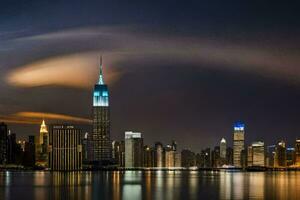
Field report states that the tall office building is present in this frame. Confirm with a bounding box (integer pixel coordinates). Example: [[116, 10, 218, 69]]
[[143, 145, 154, 167], [0, 122, 8, 165], [181, 149, 196, 167], [274, 140, 286, 167], [125, 131, 143, 168], [226, 147, 233, 165], [89, 56, 111, 166], [266, 145, 276, 167], [233, 122, 245, 167], [36, 120, 48, 167], [220, 138, 227, 159], [7, 131, 17, 164], [286, 147, 295, 166], [112, 140, 125, 167], [165, 145, 175, 168], [154, 142, 164, 167], [247, 145, 253, 166], [23, 135, 35, 167], [295, 139, 300, 166], [252, 141, 265, 167], [49, 125, 82, 171]]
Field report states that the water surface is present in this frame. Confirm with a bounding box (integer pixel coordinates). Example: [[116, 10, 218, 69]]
[[0, 170, 299, 199]]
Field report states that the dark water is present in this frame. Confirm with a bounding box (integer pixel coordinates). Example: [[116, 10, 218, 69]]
[[0, 170, 300, 200]]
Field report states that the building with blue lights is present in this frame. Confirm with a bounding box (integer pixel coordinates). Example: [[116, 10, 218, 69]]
[[233, 121, 245, 168], [89, 57, 112, 166]]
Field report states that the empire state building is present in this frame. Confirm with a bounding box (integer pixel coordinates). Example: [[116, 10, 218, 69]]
[[89, 57, 111, 166]]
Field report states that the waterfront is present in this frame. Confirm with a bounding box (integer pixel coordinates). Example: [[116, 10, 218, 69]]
[[0, 171, 300, 200]]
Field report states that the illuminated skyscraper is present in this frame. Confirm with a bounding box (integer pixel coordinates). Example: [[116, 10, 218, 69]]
[[251, 141, 265, 167], [274, 140, 286, 167], [220, 138, 227, 159], [49, 125, 82, 171], [36, 120, 48, 167], [155, 142, 164, 168], [233, 122, 245, 167], [89, 56, 111, 166], [295, 139, 300, 166], [125, 131, 143, 168]]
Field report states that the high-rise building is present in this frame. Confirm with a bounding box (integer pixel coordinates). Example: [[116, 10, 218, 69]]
[[200, 148, 211, 168], [252, 141, 265, 167], [154, 142, 164, 168], [212, 146, 221, 168], [49, 125, 82, 171], [286, 147, 295, 166], [220, 138, 227, 159], [266, 145, 276, 167], [274, 140, 286, 167], [7, 131, 17, 164], [295, 139, 300, 166], [233, 122, 245, 167], [226, 147, 233, 165], [89, 57, 111, 166], [36, 120, 48, 167], [125, 131, 143, 168], [0, 122, 8, 165], [181, 149, 196, 168], [174, 152, 181, 167], [143, 145, 154, 167], [165, 145, 175, 168], [247, 145, 253, 167], [23, 135, 35, 167]]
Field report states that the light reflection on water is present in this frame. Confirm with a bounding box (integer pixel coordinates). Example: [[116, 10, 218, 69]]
[[0, 171, 300, 200]]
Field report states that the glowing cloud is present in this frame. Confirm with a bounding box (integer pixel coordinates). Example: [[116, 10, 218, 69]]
[[14, 112, 92, 123], [7, 52, 121, 89]]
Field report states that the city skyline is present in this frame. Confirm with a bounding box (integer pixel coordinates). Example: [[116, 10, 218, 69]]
[[0, 1, 300, 153]]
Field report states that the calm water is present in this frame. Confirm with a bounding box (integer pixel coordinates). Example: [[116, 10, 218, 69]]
[[0, 170, 300, 200]]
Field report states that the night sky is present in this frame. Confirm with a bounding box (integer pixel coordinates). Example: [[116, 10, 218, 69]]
[[0, 1, 299, 152]]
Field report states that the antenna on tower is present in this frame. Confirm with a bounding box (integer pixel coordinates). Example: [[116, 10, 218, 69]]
[[98, 55, 104, 84]]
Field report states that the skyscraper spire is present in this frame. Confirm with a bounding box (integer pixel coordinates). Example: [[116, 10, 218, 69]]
[[98, 55, 104, 85]]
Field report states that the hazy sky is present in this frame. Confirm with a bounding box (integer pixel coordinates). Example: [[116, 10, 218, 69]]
[[0, 1, 299, 152]]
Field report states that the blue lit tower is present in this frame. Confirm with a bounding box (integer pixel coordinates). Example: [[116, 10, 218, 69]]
[[233, 121, 245, 167], [90, 56, 111, 166]]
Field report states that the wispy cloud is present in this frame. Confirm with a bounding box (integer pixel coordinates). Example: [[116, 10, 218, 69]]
[[4, 26, 300, 88]]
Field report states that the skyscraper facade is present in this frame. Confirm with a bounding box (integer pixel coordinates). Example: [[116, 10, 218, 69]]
[[0, 122, 8, 165], [220, 138, 227, 159], [275, 140, 287, 167], [49, 125, 82, 171], [89, 57, 111, 166], [252, 141, 265, 167], [154, 142, 164, 168], [36, 120, 48, 167], [233, 122, 245, 167], [125, 131, 143, 168]]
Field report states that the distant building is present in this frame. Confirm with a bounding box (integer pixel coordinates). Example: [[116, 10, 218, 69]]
[[82, 132, 89, 163], [36, 120, 48, 167], [143, 145, 154, 167], [247, 145, 253, 167], [112, 140, 125, 167], [286, 147, 295, 166], [125, 131, 143, 168], [220, 138, 227, 160], [274, 140, 286, 167], [252, 141, 265, 167], [23, 135, 35, 167], [266, 145, 276, 167], [165, 145, 175, 168], [181, 149, 196, 167], [201, 148, 211, 168], [49, 125, 83, 171], [154, 142, 164, 168], [226, 147, 233, 165], [89, 57, 112, 166], [0, 122, 8, 165], [233, 122, 245, 167], [212, 146, 221, 168], [7, 131, 17, 164], [295, 139, 300, 166], [174, 152, 181, 167]]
